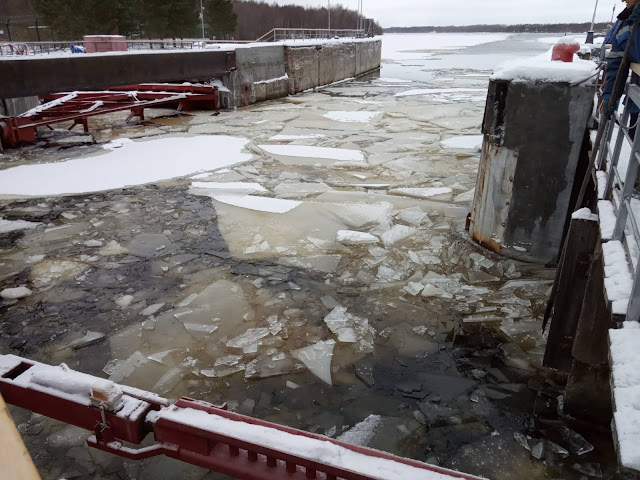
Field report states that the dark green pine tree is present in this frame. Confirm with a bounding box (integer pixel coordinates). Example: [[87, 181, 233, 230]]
[[204, 0, 237, 39], [140, 0, 198, 38]]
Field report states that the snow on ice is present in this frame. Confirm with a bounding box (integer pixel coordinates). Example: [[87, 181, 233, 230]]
[[322, 111, 381, 123], [0, 136, 252, 196]]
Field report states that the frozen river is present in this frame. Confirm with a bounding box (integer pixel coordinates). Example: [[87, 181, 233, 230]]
[[0, 33, 616, 480]]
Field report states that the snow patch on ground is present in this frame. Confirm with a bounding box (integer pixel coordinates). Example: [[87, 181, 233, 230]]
[[0, 136, 252, 196], [602, 240, 633, 315], [599, 200, 617, 240]]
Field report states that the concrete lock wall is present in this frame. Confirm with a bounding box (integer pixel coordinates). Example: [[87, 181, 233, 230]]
[[471, 79, 593, 265], [284, 40, 382, 96]]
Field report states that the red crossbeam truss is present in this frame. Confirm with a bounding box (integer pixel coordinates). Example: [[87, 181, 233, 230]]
[[0, 354, 486, 480], [0, 83, 219, 147]]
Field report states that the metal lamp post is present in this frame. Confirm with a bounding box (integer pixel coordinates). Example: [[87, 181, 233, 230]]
[[200, 0, 205, 39], [586, 0, 599, 44], [328, 0, 331, 34]]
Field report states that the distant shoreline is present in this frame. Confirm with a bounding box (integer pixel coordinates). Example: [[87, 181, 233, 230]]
[[384, 23, 611, 34]]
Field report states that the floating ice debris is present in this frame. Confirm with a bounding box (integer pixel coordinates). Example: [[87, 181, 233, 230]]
[[177, 293, 198, 307], [336, 230, 379, 245], [454, 188, 476, 203], [322, 111, 381, 123], [440, 135, 483, 150], [226, 328, 271, 349], [62, 331, 105, 350], [267, 315, 285, 335], [99, 240, 128, 256], [259, 144, 365, 162], [0, 136, 253, 196], [245, 352, 304, 379], [323, 306, 374, 352], [380, 225, 417, 246], [280, 255, 343, 274], [286, 380, 301, 389], [213, 195, 302, 214], [546, 441, 570, 457], [396, 208, 430, 226], [421, 284, 453, 299], [141, 303, 165, 316], [388, 187, 453, 200], [189, 182, 268, 196], [395, 88, 486, 97], [215, 355, 243, 367], [115, 295, 134, 308], [573, 463, 602, 477], [404, 282, 424, 296], [336, 414, 384, 446], [562, 427, 594, 456], [83, 239, 103, 247], [0, 217, 40, 234], [513, 432, 531, 451], [0, 286, 33, 300], [292, 340, 336, 385], [531, 442, 545, 460], [269, 134, 326, 141]]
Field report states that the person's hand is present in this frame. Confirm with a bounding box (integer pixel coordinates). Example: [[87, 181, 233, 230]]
[[631, 4, 640, 23], [603, 101, 618, 117]]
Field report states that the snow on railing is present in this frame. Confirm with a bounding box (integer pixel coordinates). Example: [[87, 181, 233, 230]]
[[596, 63, 640, 320], [256, 28, 366, 43]]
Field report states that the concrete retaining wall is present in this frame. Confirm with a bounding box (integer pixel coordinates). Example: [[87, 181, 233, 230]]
[[285, 40, 382, 96]]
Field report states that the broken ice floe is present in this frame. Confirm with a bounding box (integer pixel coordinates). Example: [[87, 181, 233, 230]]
[[291, 340, 336, 385], [440, 135, 483, 151], [322, 111, 381, 123], [0, 136, 253, 196], [324, 306, 375, 352], [258, 144, 365, 164]]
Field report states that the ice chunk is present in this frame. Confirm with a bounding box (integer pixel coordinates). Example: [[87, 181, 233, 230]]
[[115, 295, 134, 308], [0, 286, 33, 300], [388, 187, 453, 201], [62, 331, 105, 350], [215, 355, 243, 367], [337, 415, 384, 446], [404, 282, 424, 296], [141, 303, 165, 316], [396, 208, 431, 226], [99, 240, 128, 256], [245, 352, 304, 379], [336, 230, 379, 245], [380, 225, 417, 246], [324, 306, 371, 345], [291, 340, 336, 385], [226, 328, 271, 349], [562, 427, 594, 456]]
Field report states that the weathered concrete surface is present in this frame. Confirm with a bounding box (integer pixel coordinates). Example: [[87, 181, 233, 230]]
[[471, 79, 593, 264], [285, 40, 382, 95], [564, 241, 613, 423], [0, 50, 236, 98]]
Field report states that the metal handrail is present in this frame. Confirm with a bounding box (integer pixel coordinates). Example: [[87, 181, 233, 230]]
[[598, 65, 640, 321]]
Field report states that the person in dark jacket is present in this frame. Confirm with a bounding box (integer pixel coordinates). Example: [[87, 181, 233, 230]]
[[603, 0, 640, 137]]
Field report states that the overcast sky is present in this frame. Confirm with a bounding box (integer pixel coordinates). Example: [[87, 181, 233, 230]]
[[271, 0, 621, 28]]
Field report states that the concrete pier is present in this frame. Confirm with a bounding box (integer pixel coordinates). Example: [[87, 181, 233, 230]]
[[471, 78, 593, 265]]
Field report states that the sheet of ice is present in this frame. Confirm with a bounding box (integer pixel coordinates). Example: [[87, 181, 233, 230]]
[[336, 230, 379, 245], [0, 217, 40, 233], [150, 404, 481, 480], [441, 135, 483, 150], [269, 134, 326, 141], [0, 136, 252, 196], [380, 225, 417, 246], [609, 322, 640, 471], [602, 240, 633, 315], [259, 144, 364, 162], [395, 88, 486, 98], [382, 33, 511, 62], [213, 195, 302, 214], [491, 49, 596, 83], [291, 340, 335, 385], [599, 200, 617, 240], [389, 187, 453, 200], [376, 77, 413, 84], [189, 182, 268, 196], [322, 111, 381, 123]]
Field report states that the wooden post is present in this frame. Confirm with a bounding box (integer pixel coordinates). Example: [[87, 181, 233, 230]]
[[543, 217, 600, 371], [0, 394, 41, 480]]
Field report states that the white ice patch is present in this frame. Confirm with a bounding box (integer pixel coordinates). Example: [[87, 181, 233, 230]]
[[213, 195, 301, 214], [389, 187, 453, 200], [322, 111, 381, 123], [0, 217, 40, 233], [0, 136, 252, 196], [259, 144, 364, 163], [291, 340, 335, 385], [571, 208, 598, 222], [395, 88, 486, 98], [269, 134, 326, 141], [598, 200, 617, 240], [440, 135, 483, 150], [189, 182, 268, 196], [336, 230, 379, 245]]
